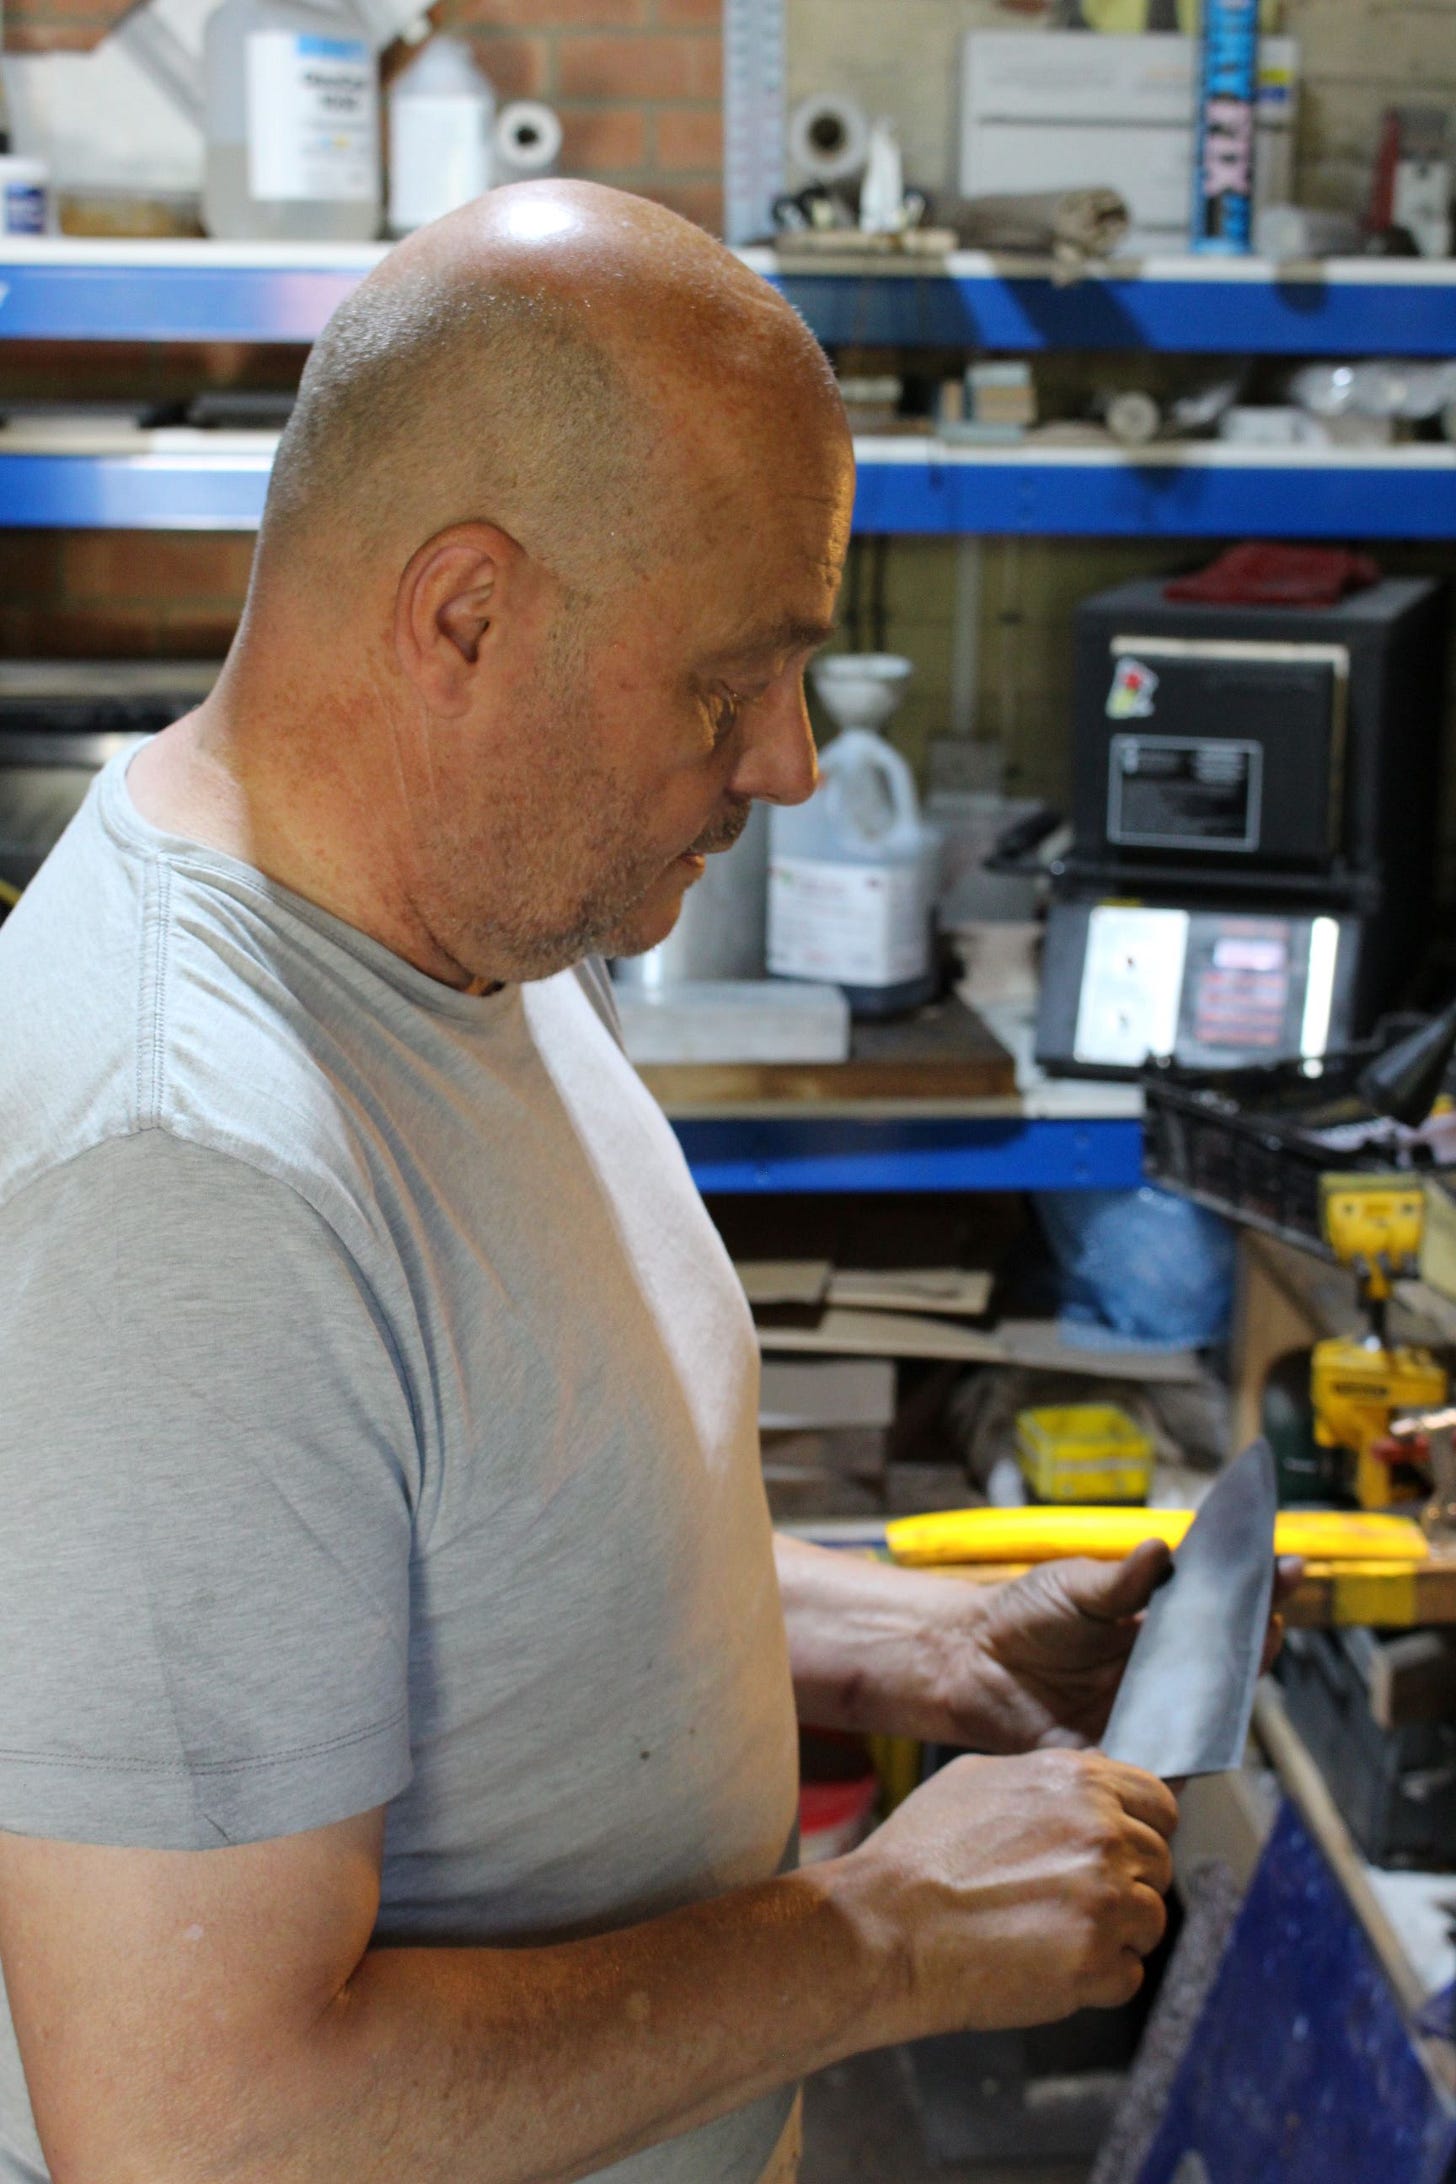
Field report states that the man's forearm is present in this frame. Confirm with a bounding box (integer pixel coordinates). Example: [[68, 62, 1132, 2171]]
[[774, 1533, 994, 1743], [221, 1860, 900, 2184]]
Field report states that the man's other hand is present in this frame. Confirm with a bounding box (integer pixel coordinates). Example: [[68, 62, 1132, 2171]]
[[839, 1748, 1179, 2036], [965, 1544, 1304, 1754]]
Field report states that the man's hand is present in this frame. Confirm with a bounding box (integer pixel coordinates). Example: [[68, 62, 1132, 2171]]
[[967, 1545, 1304, 1753], [840, 1746, 1179, 2035], [774, 1533, 1301, 1755]]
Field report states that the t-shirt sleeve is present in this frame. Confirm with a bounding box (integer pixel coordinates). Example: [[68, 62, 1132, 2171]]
[[0, 1130, 417, 1849]]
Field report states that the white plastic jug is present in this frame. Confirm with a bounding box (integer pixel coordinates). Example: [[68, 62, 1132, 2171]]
[[203, 0, 380, 242], [387, 35, 494, 236], [768, 725, 941, 1018]]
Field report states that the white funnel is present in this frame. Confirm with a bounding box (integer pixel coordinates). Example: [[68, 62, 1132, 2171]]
[[811, 652, 914, 735]]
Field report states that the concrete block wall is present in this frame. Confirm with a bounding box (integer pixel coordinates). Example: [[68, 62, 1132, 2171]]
[[1285, 0, 1456, 215], [787, 0, 1456, 218]]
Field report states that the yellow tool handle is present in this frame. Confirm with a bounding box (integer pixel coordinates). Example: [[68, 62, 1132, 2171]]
[[885, 1505, 1428, 1568]]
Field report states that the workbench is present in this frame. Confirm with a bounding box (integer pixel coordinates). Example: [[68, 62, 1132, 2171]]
[[658, 992, 1147, 1195]]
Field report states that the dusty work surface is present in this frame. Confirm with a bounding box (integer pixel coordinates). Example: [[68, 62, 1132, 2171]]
[[639, 996, 1016, 1111]]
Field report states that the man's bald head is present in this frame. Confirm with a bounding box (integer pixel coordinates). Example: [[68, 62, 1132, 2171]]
[[176, 184, 854, 996], [257, 182, 843, 602]]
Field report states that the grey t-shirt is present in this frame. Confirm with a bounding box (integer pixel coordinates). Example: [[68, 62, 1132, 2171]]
[[0, 753, 799, 2183]]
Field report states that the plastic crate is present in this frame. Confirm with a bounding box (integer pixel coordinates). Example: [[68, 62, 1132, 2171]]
[[1141, 1062, 1403, 1255], [1016, 1404, 1154, 1504]]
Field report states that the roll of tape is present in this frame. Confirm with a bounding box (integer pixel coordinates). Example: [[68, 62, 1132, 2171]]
[[493, 101, 563, 183], [787, 93, 869, 185]]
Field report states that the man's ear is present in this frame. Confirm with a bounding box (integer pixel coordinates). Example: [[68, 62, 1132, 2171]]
[[393, 522, 521, 716]]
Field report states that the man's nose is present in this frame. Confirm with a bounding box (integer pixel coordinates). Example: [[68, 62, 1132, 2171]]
[[728, 681, 818, 808]]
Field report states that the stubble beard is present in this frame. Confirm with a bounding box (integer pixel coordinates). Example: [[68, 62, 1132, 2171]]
[[433, 632, 753, 982]]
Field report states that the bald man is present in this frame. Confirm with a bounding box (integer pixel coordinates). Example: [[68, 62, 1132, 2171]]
[[0, 186, 1189, 2184]]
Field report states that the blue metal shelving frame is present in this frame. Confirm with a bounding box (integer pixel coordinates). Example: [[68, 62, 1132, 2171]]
[[854, 443, 1456, 540], [0, 448, 274, 528], [2, 437, 1452, 539], [0, 242, 1452, 355], [673, 1115, 1145, 1194], [0, 246, 379, 344], [765, 257, 1456, 356]]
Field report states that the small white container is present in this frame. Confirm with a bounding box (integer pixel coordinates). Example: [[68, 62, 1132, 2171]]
[[0, 153, 49, 235], [387, 35, 494, 235]]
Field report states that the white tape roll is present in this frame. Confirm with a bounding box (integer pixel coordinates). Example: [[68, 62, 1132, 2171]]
[[787, 93, 869, 185], [493, 101, 563, 183]]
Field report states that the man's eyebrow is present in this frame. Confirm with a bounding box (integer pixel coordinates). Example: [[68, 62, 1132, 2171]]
[[708, 617, 838, 666]]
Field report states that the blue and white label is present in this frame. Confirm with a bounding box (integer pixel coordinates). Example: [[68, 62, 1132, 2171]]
[[2, 181, 46, 236], [246, 28, 377, 204]]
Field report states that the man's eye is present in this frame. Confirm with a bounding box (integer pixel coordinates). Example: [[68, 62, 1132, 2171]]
[[710, 688, 748, 739]]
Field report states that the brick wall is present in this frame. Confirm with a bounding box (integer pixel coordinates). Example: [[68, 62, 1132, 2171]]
[[6, 0, 726, 235], [0, 533, 255, 657], [440, 0, 723, 233]]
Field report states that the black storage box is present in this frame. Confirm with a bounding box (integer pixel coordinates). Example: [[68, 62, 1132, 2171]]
[[1065, 574, 1449, 1034]]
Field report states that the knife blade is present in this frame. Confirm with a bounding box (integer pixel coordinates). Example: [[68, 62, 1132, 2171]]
[[1101, 1439, 1278, 1781]]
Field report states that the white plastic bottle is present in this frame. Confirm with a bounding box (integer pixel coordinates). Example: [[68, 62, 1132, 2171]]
[[768, 716, 941, 1019], [387, 36, 494, 236], [203, 0, 380, 243]]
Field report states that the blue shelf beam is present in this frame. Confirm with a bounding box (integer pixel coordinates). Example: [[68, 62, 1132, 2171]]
[[0, 450, 273, 528], [766, 262, 1456, 357], [673, 1115, 1145, 1194], [3, 443, 1452, 540], [0, 257, 376, 344], [0, 246, 1453, 355], [853, 450, 1456, 540]]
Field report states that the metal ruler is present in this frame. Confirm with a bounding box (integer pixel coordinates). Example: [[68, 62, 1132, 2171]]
[[723, 0, 786, 247]]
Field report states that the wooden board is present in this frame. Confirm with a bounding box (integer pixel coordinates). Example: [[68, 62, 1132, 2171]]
[[825, 1267, 995, 1317], [639, 996, 1015, 1109], [736, 1262, 994, 1315], [756, 1307, 1202, 1381], [736, 1260, 832, 1307]]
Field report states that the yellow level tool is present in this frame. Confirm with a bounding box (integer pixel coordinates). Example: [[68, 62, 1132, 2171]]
[[886, 1505, 1428, 1569]]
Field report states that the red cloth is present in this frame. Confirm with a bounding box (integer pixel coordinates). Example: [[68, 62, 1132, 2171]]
[[1165, 543, 1381, 608]]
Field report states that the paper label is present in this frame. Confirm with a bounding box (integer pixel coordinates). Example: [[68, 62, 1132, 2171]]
[[247, 30, 376, 204], [1073, 904, 1188, 1067], [1109, 734, 1262, 853], [768, 857, 927, 987]]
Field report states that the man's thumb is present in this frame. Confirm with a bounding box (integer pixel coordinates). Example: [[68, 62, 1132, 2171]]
[[1069, 1537, 1173, 1621]]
